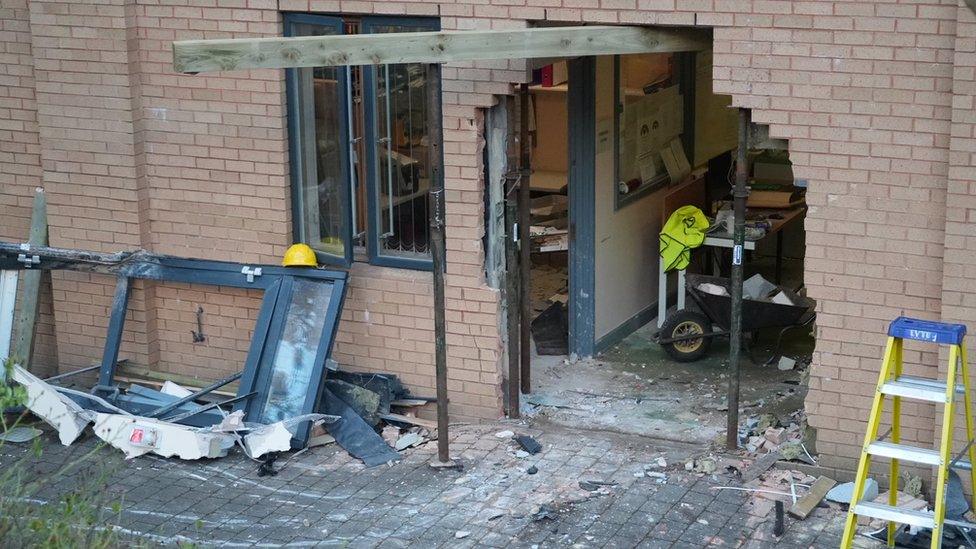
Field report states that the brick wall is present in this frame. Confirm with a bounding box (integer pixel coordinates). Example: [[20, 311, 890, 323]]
[[943, 4, 976, 463], [1, 0, 975, 470], [0, 0, 57, 375]]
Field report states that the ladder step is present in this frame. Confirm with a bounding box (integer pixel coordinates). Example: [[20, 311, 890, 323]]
[[852, 501, 935, 529], [865, 441, 973, 470], [866, 442, 942, 465], [879, 375, 964, 403]]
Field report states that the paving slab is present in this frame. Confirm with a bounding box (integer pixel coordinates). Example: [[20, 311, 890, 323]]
[[0, 419, 877, 548]]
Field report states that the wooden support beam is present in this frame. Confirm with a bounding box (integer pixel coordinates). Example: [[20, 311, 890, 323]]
[[11, 188, 47, 368], [173, 26, 711, 73]]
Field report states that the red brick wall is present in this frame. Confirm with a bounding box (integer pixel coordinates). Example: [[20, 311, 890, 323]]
[[2, 0, 975, 469], [0, 0, 57, 375], [943, 4, 976, 465]]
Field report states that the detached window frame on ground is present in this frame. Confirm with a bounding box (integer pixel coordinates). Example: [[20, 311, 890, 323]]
[[0, 251, 348, 447]]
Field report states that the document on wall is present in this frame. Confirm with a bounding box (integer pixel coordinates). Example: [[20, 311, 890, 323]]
[[660, 138, 691, 182]]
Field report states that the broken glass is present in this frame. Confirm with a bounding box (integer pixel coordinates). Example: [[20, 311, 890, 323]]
[[257, 279, 334, 423]]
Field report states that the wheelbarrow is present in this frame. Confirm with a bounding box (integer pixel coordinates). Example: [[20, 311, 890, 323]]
[[656, 274, 815, 362]]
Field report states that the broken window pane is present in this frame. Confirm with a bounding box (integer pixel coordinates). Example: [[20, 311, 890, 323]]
[[258, 279, 334, 423]]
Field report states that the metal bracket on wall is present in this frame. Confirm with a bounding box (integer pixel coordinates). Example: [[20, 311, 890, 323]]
[[191, 306, 206, 343], [241, 266, 262, 282], [17, 244, 39, 268]]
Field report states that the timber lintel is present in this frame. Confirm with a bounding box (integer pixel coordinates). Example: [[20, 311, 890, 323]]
[[172, 25, 711, 74]]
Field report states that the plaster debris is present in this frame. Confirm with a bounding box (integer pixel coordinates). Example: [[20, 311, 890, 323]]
[[11, 364, 92, 445], [93, 413, 236, 460]]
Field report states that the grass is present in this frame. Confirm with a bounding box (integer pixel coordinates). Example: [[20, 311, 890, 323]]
[[0, 357, 169, 548]]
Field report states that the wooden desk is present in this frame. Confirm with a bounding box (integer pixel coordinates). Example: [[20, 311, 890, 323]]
[[703, 206, 806, 283]]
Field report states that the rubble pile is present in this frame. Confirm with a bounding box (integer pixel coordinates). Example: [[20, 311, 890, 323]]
[[738, 409, 813, 462]]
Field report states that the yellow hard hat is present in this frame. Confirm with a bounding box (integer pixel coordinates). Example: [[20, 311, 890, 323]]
[[282, 243, 317, 267]]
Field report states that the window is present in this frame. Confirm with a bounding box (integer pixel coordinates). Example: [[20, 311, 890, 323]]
[[285, 15, 439, 269], [613, 53, 693, 209]]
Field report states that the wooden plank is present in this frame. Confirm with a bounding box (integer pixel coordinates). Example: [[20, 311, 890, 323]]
[[390, 398, 431, 407], [741, 451, 782, 483], [380, 412, 438, 430], [173, 26, 711, 73], [11, 188, 47, 367], [788, 476, 836, 520], [117, 363, 241, 396]]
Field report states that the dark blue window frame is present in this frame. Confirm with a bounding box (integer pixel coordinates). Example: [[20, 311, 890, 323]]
[[284, 13, 440, 271], [85, 256, 348, 447], [362, 16, 439, 270], [284, 14, 352, 267]]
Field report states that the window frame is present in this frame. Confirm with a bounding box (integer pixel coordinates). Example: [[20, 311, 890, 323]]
[[362, 16, 440, 270], [284, 13, 440, 271], [284, 13, 353, 268], [612, 53, 696, 211]]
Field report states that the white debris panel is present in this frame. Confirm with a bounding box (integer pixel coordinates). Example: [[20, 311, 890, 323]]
[[9, 364, 336, 462], [11, 364, 91, 445], [92, 413, 237, 460]]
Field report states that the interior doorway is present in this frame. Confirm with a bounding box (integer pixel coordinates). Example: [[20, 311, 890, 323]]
[[525, 61, 571, 358]]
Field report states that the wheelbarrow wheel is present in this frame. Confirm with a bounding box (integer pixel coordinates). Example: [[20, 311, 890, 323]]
[[660, 310, 713, 362]]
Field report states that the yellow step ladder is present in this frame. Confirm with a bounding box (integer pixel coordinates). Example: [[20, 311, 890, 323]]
[[841, 317, 976, 548]]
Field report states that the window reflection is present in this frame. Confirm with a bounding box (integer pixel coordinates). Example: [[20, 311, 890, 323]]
[[259, 279, 333, 423], [373, 25, 431, 259], [616, 53, 683, 206], [295, 23, 346, 258]]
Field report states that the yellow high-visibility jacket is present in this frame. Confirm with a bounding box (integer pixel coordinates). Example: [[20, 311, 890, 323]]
[[659, 205, 709, 272]]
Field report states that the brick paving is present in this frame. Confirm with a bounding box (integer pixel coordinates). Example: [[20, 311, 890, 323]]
[[1, 420, 865, 547]]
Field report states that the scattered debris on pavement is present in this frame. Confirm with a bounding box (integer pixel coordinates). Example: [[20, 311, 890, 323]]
[[515, 434, 542, 454], [788, 475, 836, 519]]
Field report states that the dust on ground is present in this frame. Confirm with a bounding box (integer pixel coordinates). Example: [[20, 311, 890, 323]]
[[526, 315, 814, 446]]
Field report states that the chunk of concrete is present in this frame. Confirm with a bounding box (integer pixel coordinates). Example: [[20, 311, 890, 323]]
[[394, 432, 423, 451], [244, 413, 337, 459], [771, 291, 794, 306], [827, 479, 879, 504], [744, 274, 776, 300], [244, 421, 293, 458], [776, 356, 796, 371]]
